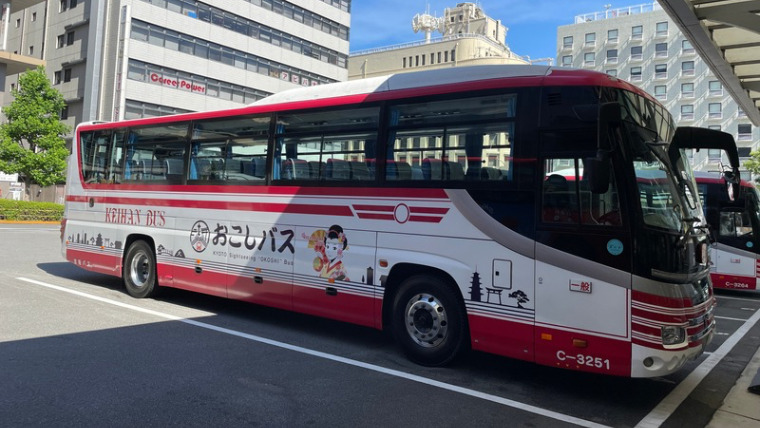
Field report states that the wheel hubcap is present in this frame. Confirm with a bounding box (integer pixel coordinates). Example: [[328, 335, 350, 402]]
[[129, 252, 150, 288], [404, 293, 448, 348]]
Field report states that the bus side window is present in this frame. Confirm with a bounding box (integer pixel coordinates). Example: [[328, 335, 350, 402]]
[[542, 159, 579, 223], [579, 158, 621, 226], [274, 108, 379, 183], [720, 211, 752, 238], [128, 123, 189, 184], [83, 132, 111, 183], [387, 94, 516, 184], [107, 131, 125, 184]]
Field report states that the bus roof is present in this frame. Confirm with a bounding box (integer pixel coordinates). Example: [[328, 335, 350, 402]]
[[77, 65, 648, 132], [249, 65, 652, 107], [251, 64, 553, 106]]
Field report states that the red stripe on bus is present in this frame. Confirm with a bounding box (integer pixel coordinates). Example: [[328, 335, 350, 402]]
[[409, 206, 449, 214], [356, 213, 395, 221], [409, 215, 444, 223], [352, 205, 395, 212], [632, 289, 695, 308]]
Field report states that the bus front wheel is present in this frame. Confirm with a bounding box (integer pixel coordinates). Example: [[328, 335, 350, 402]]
[[123, 240, 158, 298], [391, 275, 467, 366]]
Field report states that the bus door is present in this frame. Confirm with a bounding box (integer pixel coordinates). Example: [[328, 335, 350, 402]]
[[534, 156, 633, 374]]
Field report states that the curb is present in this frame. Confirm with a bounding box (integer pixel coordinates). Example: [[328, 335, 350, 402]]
[[0, 220, 60, 224], [707, 345, 760, 427]]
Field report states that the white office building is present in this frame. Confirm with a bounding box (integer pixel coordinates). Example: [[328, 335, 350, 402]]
[[557, 2, 758, 173], [1, 0, 350, 130]]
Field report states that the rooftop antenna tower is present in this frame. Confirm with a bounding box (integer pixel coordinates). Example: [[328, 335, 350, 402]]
[[412, 4, 443, 43]]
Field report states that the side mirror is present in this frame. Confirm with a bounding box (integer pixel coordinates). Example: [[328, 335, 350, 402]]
[[585, 156, 610, 194], [722, 170, 741, 202]]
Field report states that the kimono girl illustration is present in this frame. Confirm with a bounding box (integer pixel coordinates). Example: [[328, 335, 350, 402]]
[[306, 225, 350, 281]]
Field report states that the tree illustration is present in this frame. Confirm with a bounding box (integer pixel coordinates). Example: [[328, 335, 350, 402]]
[[469, 270, 483, 302], [508, 290, 529, 308]]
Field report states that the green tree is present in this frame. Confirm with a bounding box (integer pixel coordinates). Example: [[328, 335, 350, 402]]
[[0, 66, 70, 194], [744, 150, 760, 184]]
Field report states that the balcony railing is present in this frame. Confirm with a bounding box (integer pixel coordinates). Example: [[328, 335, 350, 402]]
[[574, 2, 661, 23]]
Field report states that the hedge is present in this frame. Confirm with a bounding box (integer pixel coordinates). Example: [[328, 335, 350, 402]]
[[0, 200, 64, 222]]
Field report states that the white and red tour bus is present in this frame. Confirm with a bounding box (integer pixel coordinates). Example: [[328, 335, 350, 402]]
[[62, 65, 717, 377], [695, 171, 760, 291], [665, 128, 757, 292]]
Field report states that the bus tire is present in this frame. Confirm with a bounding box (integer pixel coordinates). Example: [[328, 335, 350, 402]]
[[391, 275, 467, 366], [123, 240, 158, 298]]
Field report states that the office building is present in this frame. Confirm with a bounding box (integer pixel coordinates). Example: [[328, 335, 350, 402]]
[[1, 0, 350, 130], [557, 2, 758, 172], [348, 2, 533, 80]]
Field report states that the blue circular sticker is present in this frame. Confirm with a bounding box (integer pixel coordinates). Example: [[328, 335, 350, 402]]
[[747, 241, 754, 249], [607, 239, 624, 256]]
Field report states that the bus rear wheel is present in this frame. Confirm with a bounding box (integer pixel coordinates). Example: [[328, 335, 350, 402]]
[[123, 240, 158, 298], [391, 275, 467, 366]]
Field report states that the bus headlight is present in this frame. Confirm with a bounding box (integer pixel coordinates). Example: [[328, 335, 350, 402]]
[[662, 326, 686, 347]]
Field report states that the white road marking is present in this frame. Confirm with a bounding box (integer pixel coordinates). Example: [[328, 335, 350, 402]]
[[715, 294, 760, 303], [714, 315, 750, 322], [635, 306, 760, 428], [19, 277, 611, 428]]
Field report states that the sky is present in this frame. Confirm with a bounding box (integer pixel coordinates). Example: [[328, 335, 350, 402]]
[[349, 1, 621, 61]]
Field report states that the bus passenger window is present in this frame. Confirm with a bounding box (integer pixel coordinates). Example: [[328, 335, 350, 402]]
[[542, 158, 621, 226], [720, 211, 752, 237], [274, 107, 379, 183], [579, 158, 621, 226], [107, 131, 125, 184], [126, 123, 189, 184], [387, 94, 516, 183], [190, 116, 269, 183], [542, 172, 576, 223], [82, 131, 111, 183]]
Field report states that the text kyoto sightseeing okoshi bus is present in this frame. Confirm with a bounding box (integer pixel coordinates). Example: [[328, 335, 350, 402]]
[[62, 65, 717, 377]]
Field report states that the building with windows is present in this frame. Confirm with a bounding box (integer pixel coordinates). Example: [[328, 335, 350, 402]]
[[348, 2, 531, 80], [557, 2, 758, 173], [1, 0, 350, 132]]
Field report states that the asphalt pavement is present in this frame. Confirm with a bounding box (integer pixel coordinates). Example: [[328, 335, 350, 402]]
[[5, 222, 760, 428]]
